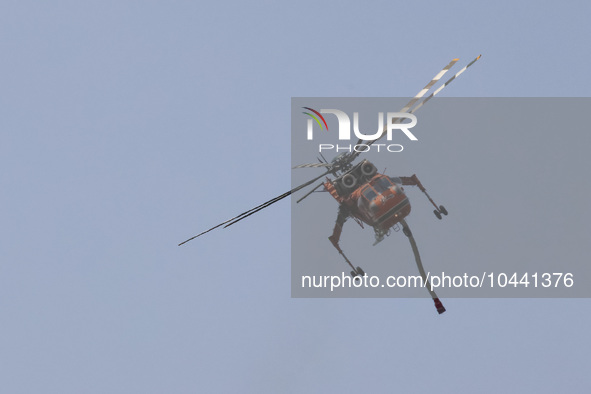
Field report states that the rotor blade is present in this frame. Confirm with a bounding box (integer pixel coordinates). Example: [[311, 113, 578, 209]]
[[408, 54, 482, 115], [178, 169, 332, 245], [354, 58, 458, 147], [296, 182, 325, 203], [381, 56, 482, 141], [222, 193, 292, 229], [400, 58, 459, 113], [292, 163, 332, 169], [222, 169, 331, 229], [352, 55, 482, 160]]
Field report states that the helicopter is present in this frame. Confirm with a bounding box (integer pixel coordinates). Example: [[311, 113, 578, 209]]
[[179, 55, 482, 314]]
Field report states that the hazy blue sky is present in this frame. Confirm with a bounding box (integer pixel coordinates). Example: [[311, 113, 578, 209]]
[[1, 1, 590, 393]]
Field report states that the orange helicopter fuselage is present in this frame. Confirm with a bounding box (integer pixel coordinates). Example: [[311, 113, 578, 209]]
[[324, 174, 411, 231]]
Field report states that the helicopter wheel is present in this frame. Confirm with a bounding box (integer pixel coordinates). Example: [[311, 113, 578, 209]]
[[403, 227, 412, 237], [439, 205, 448, 216], [356, 266, 365, 276], [350, 270, 358, 278], [434, 210, 442, 220]]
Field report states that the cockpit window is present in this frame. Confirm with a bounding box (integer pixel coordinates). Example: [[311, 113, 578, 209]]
[[379, 177, 394, 187], [362, 187, 377, 201], [389, 176, 402, 185], [372, 177, 393, 193]]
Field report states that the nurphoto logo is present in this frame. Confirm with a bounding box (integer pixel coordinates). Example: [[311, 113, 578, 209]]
[[302, 107, 418, 153]]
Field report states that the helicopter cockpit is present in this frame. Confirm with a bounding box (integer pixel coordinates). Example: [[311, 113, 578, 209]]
[[357, 175, 404, 218]]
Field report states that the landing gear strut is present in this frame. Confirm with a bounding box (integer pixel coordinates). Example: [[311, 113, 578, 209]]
[[329, 206, 366, 277], [400, 174, 449, 220]]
